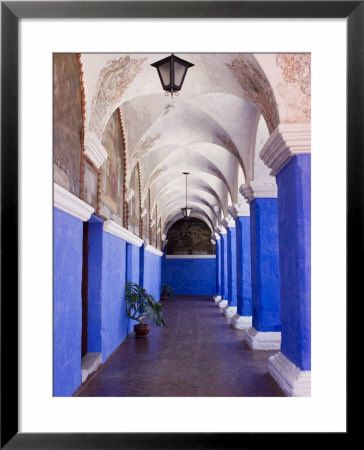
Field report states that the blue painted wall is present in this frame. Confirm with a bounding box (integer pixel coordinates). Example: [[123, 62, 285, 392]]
[[162, 257, 216, 295], [221, 233, 228, 300], [227, 226, 237, 307], [250, 198, 281, 332], [141, 246, 162, 302], [126, 243, 141, 333], [236, 215, 252, 317], [277, 155, 311, 371], [100, 231, 127, 362], [53, 208, 83, 397], [216, 239, 222, 296], [87, 215, 103, 353]]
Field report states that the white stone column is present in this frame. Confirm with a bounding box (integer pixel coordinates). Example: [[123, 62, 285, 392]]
[[229, 202, 253, 330], [220, 215, 238, 318], [260, 122, 311, 396], [240, 181, 282, 350], [215, 225, 228, 309]]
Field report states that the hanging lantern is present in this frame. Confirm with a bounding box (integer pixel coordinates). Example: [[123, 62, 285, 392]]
[[151, 54, 194, 98], [181, 172, 192, 219]]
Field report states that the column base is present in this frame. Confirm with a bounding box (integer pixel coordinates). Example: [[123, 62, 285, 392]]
[[81, 352, 102, 382], [213, 295, 222, 304], [231, 314, 252, 329], [243, 327, 281, 350], [217, 299, 228, 308], [269, 352, 311, 397], [222, 306, 237, 317]]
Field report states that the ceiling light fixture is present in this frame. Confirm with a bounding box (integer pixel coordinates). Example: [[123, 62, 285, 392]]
[[181, 172, 192, 219], [151, 54, 194, 99]]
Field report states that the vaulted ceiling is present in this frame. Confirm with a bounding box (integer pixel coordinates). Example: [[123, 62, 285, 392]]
[[80, 53, 310, 236]]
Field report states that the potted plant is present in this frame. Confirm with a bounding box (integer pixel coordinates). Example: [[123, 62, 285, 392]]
[[125, 281, 167, 337], [161, 283, 173, 300]]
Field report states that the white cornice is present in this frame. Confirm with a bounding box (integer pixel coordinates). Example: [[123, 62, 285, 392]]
[[54, 183, 94, 221], [84, 130, 108, 169], [103, 220, 143, 247], [228, 203, 250, 218], [240, 181, 277, 203], [145, 244, 163, 257], [260, 123, 311, 176]]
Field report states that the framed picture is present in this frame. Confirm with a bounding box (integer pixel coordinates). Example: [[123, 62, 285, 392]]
[[1, 1, 357, 448]]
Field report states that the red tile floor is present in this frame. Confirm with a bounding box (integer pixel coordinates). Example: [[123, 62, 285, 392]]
[[76, 296, 285, 397]]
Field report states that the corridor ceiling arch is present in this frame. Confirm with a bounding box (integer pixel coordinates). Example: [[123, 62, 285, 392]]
[[79, 52, 310, 241]]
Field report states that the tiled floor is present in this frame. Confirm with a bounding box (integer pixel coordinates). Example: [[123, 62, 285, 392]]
[[76, 296, 285, 397]]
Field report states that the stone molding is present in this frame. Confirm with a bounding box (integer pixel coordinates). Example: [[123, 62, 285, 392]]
[[243, 327, 281, 350], [211, 232, 220, 241], [259, 123, 311, 177], [84, 130, 108, 169], [217, 225, 227, 235], [240, 181, 277, 203], [228, 203, 250, 218], [231, 314, 252, 330], [222, 306, 237, 318], [213, 295, 222, 304], [268, 352, 311, 397], [103, 219, 144, 247], [221, 215, 236, 228], [145, 244, 163, 257], [54, 182, 94, 221]]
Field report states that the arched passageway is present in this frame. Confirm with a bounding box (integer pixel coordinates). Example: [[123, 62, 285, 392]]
[[53, 52, 311, 398]]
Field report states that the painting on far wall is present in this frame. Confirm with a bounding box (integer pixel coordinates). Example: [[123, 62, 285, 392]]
[[166, 218, 215, 255]]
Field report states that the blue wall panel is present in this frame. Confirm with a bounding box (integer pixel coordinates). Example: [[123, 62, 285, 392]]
[[142, 248, 162, 302], [277, 155, 311, 371], [87, 216, 103, 353], [250, 198, 281, 332], [216, 239, 222, 296], [162, 257, 216, 295], [236, 215, 252, 317], [53, 208, 83, 397], [100, 231, 127, 362], [227, 227, 237, 307], [221, 233, 228, 299]]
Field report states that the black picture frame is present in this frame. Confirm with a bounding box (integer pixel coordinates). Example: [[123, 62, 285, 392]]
[[1, 1, 357, 448]]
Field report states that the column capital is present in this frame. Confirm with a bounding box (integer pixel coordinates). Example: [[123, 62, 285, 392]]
[[228, 203, 250, 218], [84, 130, 108, 169], [259, 122, 311, 177], [215, 225, 227, 235], [211, 232, 220, 241], [221, 215, 236, 228], [239, 181, 277, 203]]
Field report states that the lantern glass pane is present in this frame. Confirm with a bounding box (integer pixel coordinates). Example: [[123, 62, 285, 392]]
[[173, 61, 187, 88], [158, 60, 171, 88]]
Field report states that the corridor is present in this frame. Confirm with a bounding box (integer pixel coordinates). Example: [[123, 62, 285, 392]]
[[76, 296, 284, 397]]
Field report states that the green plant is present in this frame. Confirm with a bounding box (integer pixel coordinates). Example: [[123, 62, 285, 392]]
[[125, 281, 167, 328], [161, 283, 173, 298]]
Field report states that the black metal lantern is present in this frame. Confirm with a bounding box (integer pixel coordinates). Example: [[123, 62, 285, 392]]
[[181, 172, 192, 219], [151, 54, 194, 98]]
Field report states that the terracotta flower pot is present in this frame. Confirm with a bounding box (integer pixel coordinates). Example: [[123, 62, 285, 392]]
[[134, 323, 151, 338]]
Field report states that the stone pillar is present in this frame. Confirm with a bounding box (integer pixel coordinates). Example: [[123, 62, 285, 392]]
[[221, 216, 237, 318], [229, 203, 252, 329], [241, 181, 281, 350], [212, 231, 222, 303], [260, 123, 311, 396], [216, 225, 228, 309]]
